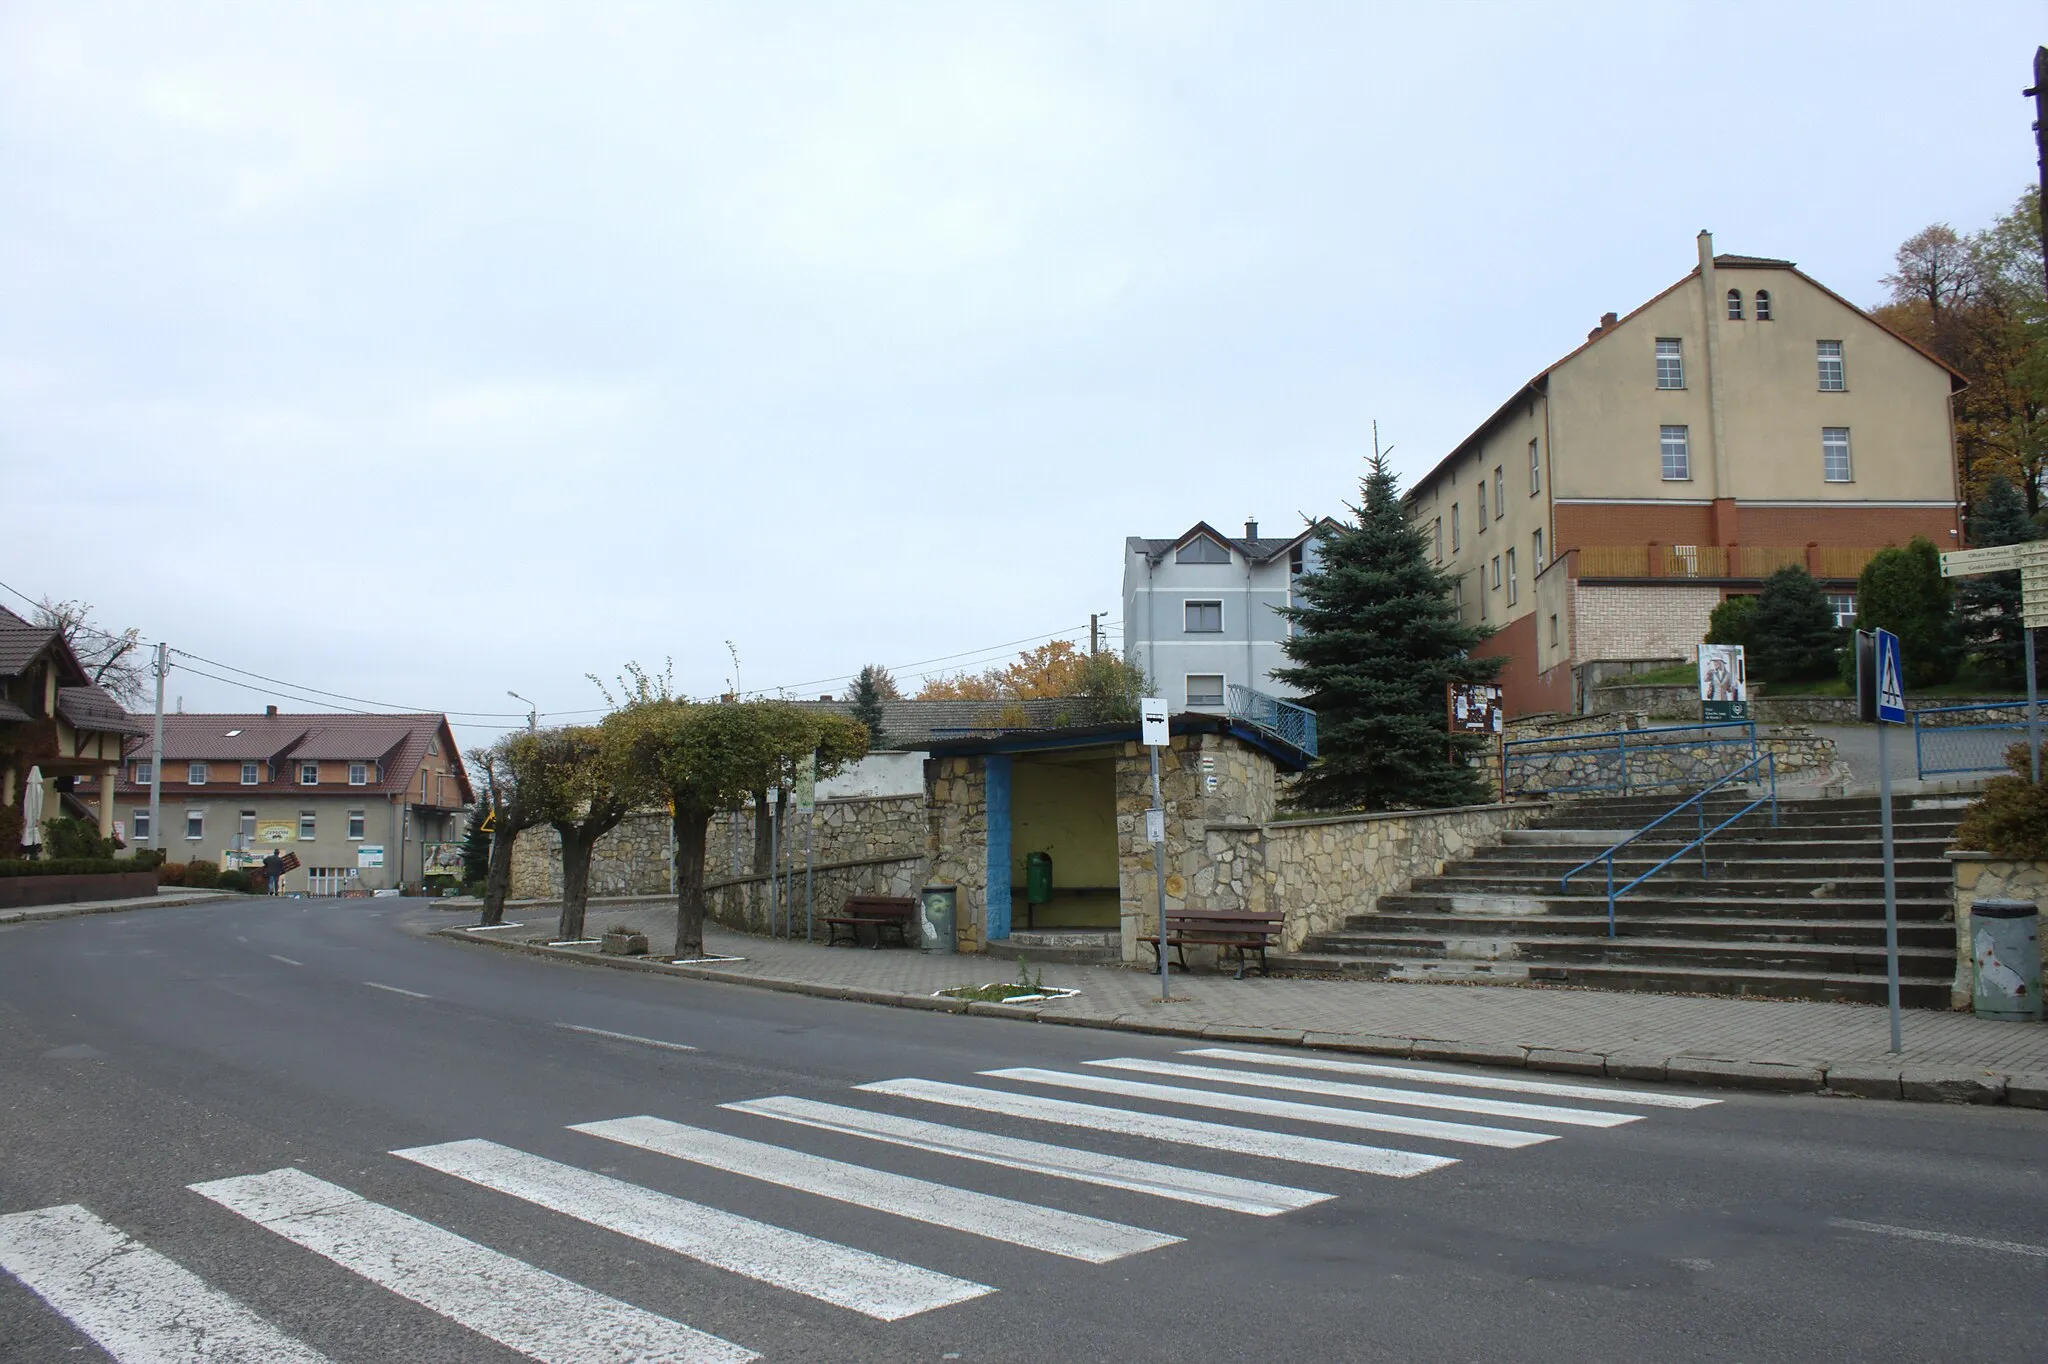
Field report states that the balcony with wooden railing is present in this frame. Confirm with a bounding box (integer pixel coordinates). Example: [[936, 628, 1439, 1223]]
[[1566, 544, 1882, 582]]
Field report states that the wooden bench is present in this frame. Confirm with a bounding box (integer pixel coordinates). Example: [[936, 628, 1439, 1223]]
[[824, 895, 919, 949], [1138, 909, 1285, 979]]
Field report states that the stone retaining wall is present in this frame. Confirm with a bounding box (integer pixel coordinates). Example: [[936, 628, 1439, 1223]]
[[704, 854, 928, 936], [1505, 724, 1846, 797], [1946, 853, 2048, 1010], [1590, 685, 2031, 727]]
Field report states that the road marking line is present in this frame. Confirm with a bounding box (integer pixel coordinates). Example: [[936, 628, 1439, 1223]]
[[1828, 1218, 2048, 1259], [0, 1203, 332, 1363], [556, 1023, 697, 1053], [1085, 1058, 1640, 1128], [859, 1078, 1464, 1174], [1183, 1047, 1721, 1109], [727, 1095, 1331, 1216], [363, 982, 429, 999], [573, 1115, 1178, 1263], [979, 1069, 1553, 1149], [188, 1167, 753, 1364], [270, 954, 304, 967], [394, 1138, 987, 1320]]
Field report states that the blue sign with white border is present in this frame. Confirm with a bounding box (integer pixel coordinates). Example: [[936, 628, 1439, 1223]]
[[1874, 628, 1906, 724]]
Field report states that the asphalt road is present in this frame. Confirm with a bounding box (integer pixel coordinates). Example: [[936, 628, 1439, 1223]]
[[1, 898, 2042, 1364]]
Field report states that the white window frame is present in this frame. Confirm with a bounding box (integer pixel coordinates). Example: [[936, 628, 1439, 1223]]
[[348, 763, 368, 786], [1451, 503, 1461, 551], [1477, 480, 1488, 529], [298, 809, 317, 842], [241, 762, 259, 785], [1493, 466, 1504, 519], [1827, 593, 1857, 629], [188, 762, 207, 785], [1433, 518, 1443, 562], [1817, 340, 1845, 392], [299, 762, 319, 786], [1174, 537, 1232, 565], [1549, 613, 1560, 646], [1823, 427, 1853, 483], [1655, 338, 1684, 389], [1528, 437, 1540, 493], [1755, 289, 1772, 321], [1726, 288, 1743, 321], [133, 761, 152, 785], [238, 809, 256, 840], [1660, 425, 1691, 482], [185, 810, 204, 841], [1183, 600, 1224, 634], [1491, 555, 1502, 590], [1506, 549, 1518, 606], [347, 808, 366, 841], [1184, 674, 1226, 709], [1532, 529, 1545, 574], [131, 808, 151, 842]]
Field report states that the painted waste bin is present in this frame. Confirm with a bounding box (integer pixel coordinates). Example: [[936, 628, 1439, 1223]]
[[1024, 851, 1053, 907], [1970, 899, 2042, 1022], [920, 883, 958, 955]]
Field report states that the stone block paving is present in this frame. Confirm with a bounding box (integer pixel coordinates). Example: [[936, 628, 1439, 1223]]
[[476, 897, 2048, 1090]]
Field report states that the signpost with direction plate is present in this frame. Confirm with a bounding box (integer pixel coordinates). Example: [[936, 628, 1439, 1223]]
[[1942, 542, 2048, 782], [1140, 698, 1172, 1001]]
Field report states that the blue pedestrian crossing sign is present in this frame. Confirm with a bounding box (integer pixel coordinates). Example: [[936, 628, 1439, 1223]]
[[1874, 628, 1906, 724]]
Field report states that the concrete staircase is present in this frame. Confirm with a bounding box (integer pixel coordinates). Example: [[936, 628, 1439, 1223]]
[[1274, 791, 1968, 1006]]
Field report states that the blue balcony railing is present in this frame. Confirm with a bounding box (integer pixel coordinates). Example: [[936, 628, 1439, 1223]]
[[1226, 684, 1318, 757]]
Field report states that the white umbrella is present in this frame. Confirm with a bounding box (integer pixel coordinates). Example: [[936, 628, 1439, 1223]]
[[21, 765, 45, 852]]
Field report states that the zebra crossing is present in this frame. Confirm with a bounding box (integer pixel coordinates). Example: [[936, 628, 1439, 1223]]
[[0, 1045, 1718, 1362]]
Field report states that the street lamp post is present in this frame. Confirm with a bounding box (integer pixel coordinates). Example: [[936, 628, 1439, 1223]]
[[506, 691, 537, 733]]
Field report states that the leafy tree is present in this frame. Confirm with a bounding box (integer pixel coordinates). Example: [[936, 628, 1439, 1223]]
[[604, 697, 867, 959], [470, 735, 551, 926], [1958, 475, 2039, 681], [1748, 565, 1841, 683], [1059, 650, 1150, 725], [1845, 537, 1958, 687], [515, 725, 633, 941], [31, 598, 148, 707], [847, 664, 896, 748], [1274, 437, 1501, 811], [1704, 595, 1759, 650]]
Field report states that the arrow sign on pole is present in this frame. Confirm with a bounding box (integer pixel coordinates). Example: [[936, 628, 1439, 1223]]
[[1940, 543, 2029, 577]]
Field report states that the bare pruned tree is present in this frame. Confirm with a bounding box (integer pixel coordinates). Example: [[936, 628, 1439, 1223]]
[[33, 598, 148, 707]]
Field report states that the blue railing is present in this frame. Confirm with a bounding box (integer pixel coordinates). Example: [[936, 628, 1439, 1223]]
[[1911, 702, 2041, 779], [1559, 752, 1779, 936], [1226, 684, 1318, 757], [1502, 721, 1757, 799]]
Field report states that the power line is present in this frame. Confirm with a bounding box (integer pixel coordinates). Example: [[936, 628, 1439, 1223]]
[[168, 647, 531, 718]]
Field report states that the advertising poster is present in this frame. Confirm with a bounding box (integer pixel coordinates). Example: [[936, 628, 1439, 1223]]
[[1699, 643, 1748, 721]]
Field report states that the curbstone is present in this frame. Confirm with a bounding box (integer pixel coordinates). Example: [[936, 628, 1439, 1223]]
[[1303, 1032, 1414, 1057], [1898, 1067, 2008, 1105], [1411, 1040, 1527, 1069], [1105, 1015, 1209, 1039], [965, 1001, 1043, 1021], [1665, 1057, 1823, 1093], [1202, 1025, 1307, 1046], [2004, 1072, 2048, 1110], [1603, 1052, 1671, 1081], [1525, 1047, 1608, 1076], [1820, 1064, 1903, 1100]]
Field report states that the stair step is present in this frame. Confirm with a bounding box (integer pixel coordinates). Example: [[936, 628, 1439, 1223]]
[[1328, 913, 1956, 947], [1266, 954, 1952, 1007]]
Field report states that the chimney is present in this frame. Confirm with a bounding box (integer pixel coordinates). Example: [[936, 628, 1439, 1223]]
[[1587, 310, 1620, 342], [266, 705, 278, 716], [1698, 229, 1714, 273], [1245, 518, 1259, 539], [819, 694, 833, 701]]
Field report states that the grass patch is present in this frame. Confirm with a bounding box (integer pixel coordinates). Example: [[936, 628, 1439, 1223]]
[[937, 982, 1071, 1003]]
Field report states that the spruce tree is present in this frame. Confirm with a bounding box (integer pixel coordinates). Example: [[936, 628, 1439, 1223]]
[[1958, 476, 2037, 683], [458, 807, 493, 893], [1275, 443, 1502, 811], [847, 664, 894, 748], [1748, 565, 1841, 683]]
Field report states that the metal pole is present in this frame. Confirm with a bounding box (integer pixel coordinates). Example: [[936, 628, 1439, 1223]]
[[1151, 745, 1169, 1001], [1879, 721, 1903, 1055], [148, 642, 166, 855], [805, 811, 815, 943], [768, 791, 780, 938], [2027, 629, 2041, 785]]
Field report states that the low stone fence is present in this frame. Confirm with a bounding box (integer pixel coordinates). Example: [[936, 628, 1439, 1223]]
[[705, 854, 928, 936], [1503, 723, 1846, 798], [1201, 802, 1550, 952], [1589, 685, 2030, 727], [1946, 852, 2048, 1010]]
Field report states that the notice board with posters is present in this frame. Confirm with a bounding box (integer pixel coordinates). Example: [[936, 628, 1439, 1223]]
[[1447, 683, 1505, 734]]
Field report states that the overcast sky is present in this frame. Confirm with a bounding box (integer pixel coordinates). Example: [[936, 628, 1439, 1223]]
[[4, 2, 2040, 749]]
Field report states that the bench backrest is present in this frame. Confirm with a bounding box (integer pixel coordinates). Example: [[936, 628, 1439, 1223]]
[[1163, 910, 1283, 937], [844, 895, 917, 915]]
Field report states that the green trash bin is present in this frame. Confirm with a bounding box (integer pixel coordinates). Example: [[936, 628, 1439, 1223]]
[[1971, 899, 2042, 1022], [920, 883, 958, 955], [1024, 851, 1053, 906]]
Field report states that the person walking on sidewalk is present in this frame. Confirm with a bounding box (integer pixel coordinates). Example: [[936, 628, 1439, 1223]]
[[261, 849, 285, 897]]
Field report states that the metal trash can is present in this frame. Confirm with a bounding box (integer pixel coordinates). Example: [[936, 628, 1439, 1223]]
[[920, 883, 958, 955], [1970, 899, 2042, 1023], [1024, 851, 1053, 906]]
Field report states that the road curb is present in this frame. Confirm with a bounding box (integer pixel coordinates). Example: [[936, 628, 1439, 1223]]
[[0, 891, 235, 926], [431, 927, 2046, 1109]]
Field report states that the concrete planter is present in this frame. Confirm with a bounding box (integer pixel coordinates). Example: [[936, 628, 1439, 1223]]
[[0, 871, 159, 910], [599, 928, 649, 957], [1946, 852, 2048, 1010]]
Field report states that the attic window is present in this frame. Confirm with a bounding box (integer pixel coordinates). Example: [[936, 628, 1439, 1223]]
[[1175, 537, 1232, 565], [1755, 289, 1772, 321], [1726, 288, 1744, 321], [224, 729, 243, 737]]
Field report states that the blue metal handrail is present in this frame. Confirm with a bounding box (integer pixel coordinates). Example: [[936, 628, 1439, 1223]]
[[1559, 752, 1779, 936], [1226, 684, 1318, 757]]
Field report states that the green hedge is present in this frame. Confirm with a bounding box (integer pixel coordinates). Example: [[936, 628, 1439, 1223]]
[[0, 858, 138, 878]]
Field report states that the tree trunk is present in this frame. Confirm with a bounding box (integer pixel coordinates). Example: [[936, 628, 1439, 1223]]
[[749, 787, 773, 927], [481, 826, 515, 926], [557, 823, 596, 941], [673, 807, 711, 960]]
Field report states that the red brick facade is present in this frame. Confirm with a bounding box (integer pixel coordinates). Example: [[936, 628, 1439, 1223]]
[[1473, 614, 1573, 718]]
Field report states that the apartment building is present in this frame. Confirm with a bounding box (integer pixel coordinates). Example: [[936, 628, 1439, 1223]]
[[1122, 520, 1324, 711], [106, 709, 473, 893], [1405, 231, 1964, 715]]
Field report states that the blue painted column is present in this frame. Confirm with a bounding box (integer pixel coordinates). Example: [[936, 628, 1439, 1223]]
[[985, 755, 1012, 941]]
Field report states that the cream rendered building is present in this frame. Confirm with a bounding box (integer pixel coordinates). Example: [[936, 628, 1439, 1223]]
[[1405, 231, 1963, 715]]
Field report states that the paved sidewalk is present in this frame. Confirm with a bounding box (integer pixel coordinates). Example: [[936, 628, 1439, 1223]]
[[438, 897, 2048, 1106], [0, 888, 232, 925]]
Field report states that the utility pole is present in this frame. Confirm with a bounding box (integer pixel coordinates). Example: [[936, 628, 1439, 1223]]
[[2027, 47, 2048, 293], [1089, 614, 1100, 655], [148, 642, 166, 855]]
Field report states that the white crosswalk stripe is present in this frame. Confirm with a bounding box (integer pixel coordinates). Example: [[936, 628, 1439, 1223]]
[[0, 1203, 331, 1363], [189, 1167, 755, 1364], [393, 1137, 991, 1321], [726, 1095, 1333, 1216], [1181, 1048, 1724, 1109], [978, 1068, 1556, 1148], [1080, 1058, 1643, 1128], [573, 1115, 1178, 1263], [858, 1077, 1464, 1173]]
